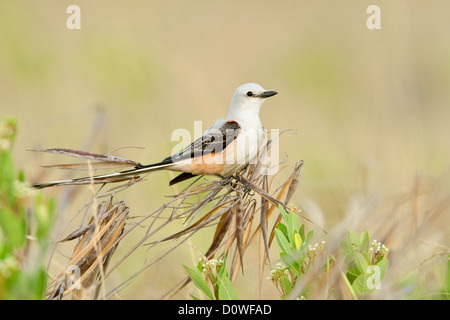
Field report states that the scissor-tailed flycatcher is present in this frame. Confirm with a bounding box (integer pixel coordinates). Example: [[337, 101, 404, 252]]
[[33, 83, 277, 189]]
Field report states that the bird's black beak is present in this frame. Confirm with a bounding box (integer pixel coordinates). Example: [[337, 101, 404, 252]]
[[259, 90, 278, 98]]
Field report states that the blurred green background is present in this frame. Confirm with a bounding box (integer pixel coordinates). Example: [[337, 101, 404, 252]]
[[1, 1, 449, 299]]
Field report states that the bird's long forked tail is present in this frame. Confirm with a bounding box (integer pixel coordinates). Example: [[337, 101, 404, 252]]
[[30, 148, 175, 189], [32, 162, 174, 189]]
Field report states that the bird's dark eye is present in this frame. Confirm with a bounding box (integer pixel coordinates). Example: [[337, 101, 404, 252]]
[[247, 91, 253, 97]]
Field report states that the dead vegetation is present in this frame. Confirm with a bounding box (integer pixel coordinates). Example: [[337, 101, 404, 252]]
[[43, 136, 307, 299]]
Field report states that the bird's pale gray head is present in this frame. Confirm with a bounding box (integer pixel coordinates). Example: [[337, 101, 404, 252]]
[[230, 83, 277, 109], [235, 83, 277, 100], [226, 83, 278, 122]]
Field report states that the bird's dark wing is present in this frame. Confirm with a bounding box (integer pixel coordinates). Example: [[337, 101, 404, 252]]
[[131, 120, 241, 186], [162, 120, 241, 164]]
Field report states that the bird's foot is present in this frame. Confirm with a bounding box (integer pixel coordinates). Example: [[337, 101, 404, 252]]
[[230, 175, 253, 194]]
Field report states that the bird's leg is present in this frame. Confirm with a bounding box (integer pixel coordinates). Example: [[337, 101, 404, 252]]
[[242, 181, 253, 194]]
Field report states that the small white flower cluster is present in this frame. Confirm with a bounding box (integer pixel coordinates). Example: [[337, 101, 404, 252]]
[[369, 240, 389, 256], [307, 241, 326, 254], [267, 263, 289, 281], [200, 257, 223, 275], [306, 241, 326, 260]]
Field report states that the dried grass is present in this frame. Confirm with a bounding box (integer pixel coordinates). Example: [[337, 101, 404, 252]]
[[44, 135, 307, 299]]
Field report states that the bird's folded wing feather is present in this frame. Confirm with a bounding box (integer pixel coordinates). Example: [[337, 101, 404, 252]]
[[163, 120, 241, 163]]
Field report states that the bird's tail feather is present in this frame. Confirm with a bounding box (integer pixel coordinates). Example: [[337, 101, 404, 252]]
[[32, 161, 174, 189]]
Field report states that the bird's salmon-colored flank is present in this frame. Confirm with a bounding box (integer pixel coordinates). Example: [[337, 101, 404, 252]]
[[178, 139, 237, 176]]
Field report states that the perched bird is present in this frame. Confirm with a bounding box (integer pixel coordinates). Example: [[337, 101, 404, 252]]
[[32, 83, 277, 189]]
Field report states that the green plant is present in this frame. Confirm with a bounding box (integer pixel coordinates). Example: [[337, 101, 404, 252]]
[[341, 230, 389, 298], [269, 205, 326, 299], [184, 256, 237, 300], [0, 118, 55, 299], [270, 205, 390, 300]]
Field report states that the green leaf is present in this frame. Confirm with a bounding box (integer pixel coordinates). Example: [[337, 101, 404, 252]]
[[279, 205, 289, 223], [341, 272, 358, 300], [196, 258, 204, 272], [289, 210, 299, 236], [217, 274, 237, 300], [375, 257, 389, 280], [354, 252, 370, 275], [294, 232, 302, 250], [351, 274, 369, 296], [275, 228, 291, 253], [346, 271, 357, 284], [286, 216, 295, 245], [280, 252, 294, 272], [346, 261, 360, 278], [305, 229, 315, 246], [347, 230, 360, 249], [280, 251, 302, 275], [360, 231, 370, 252], [217, 260, 226, 279], [279, 205, 298, 246], [277, 222, 288, 241], [183, 265, 214, 300], [299, 224, 305, 244], [280, 275, 293, 297], [189, 293, 200, 300]]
